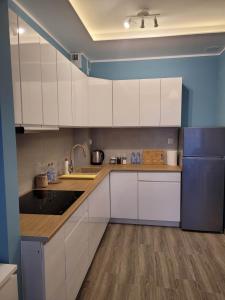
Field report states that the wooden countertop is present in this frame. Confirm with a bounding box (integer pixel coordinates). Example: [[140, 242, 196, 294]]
[[20, 164, 182, 241]]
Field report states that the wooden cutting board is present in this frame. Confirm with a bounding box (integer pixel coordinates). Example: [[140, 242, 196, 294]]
[[142, 149, 166, 165]]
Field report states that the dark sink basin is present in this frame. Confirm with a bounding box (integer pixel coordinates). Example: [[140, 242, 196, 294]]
[[19, 190, 84, 215]]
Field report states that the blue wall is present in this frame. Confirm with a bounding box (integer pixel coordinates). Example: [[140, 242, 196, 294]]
[[0, 0, 20, 264], [90, 56, 219, 127], [217, 51, 225, 125]]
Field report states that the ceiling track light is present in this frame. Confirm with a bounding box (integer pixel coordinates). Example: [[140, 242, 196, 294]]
[[123, 9, 160, 29]]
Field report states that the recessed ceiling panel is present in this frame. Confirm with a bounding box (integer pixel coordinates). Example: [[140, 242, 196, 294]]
[[69, 0, 225, 41]]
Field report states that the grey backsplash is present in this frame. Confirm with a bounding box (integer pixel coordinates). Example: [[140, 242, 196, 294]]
[[16, 129, 76, 196], [90, 128, 179, 163], [16, 127, 178, 195]]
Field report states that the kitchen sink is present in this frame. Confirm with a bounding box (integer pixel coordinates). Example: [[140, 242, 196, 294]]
[[59, 166, 102, 180], [75, 167, 102, 174]]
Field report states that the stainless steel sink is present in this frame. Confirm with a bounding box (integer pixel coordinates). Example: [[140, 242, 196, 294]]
[[74, 166, 102, 174]]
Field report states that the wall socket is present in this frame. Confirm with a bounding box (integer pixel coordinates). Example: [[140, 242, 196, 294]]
[[167, 138, 174, 145]]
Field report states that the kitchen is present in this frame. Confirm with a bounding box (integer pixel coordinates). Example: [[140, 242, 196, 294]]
[[0, 0, 225, 300]]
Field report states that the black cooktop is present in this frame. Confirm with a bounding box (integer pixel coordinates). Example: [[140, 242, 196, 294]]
[[19, 190, 84, 215]]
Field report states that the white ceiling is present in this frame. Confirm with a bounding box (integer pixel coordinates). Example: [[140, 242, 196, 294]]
[[14, 0, 225, 61], [68, 0, 225, 41]]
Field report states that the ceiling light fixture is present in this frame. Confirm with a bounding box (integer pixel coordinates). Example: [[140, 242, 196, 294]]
[[123, 9, 160, 30]]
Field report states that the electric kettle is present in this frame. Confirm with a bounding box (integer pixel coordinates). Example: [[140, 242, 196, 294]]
[[91, 150, 104, 165]]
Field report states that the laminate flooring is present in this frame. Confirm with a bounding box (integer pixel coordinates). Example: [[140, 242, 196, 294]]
[[77, 224, 225, 300]]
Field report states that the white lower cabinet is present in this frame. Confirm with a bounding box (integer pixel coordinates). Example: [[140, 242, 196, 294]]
[[21, 175, 110, 300], [88, 175, 110, 262], [64, 202, 89, 300], [110, 172, 138, 220], [44, 227, 66, 300], [110, 171, 181, 225], [138, 172, 181, 223]]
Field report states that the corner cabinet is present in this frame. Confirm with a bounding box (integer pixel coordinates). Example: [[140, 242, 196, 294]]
[[88, 77, 113, 127], [21, 174, 110, 300]]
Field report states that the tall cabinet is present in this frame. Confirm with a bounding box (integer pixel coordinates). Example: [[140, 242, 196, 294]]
[[9, 10, 22, 125], [71, 64, 88, 126], [18, 17, 43, 125], [57, 51, 72, 126], [40, 38, 58, 126]]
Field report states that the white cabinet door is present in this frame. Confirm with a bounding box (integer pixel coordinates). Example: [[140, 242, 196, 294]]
[[0, 274, 18, 300], [57, 51, 72, 126], [65, 207, 89, 300], [140, 79, 160, 126], [88, 175, 110, 262], [71, 64, 88, 126], [88, 77, 112, 127], [110, 172, 138, 219], [44, 227, 66, 300], [9, 10, 22, 125], [160, 77, 182, 127], [40, 38, 58, 126], [138, 181, 180, 222], [19, 17, 43, 125], [113, 80, 139, 126]]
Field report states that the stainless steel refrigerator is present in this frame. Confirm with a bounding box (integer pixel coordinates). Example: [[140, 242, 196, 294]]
[[181, 128, 225, 233]]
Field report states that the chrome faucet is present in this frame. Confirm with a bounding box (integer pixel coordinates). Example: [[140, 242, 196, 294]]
[[69, 144, 87, 173]]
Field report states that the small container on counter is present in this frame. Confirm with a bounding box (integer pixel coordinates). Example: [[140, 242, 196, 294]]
[[35, 174, 48, 188], [109, 157, 117, 164], [116, 156, 121, 164], [121, 156, 127, 165]]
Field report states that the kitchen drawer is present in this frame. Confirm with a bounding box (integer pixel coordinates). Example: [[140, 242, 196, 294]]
[[138, 172, 181, 182], [44, 227, 66, 300], [66, 248, 89, 300], [65, 212, 89, 279], [64, 201, 88, 238]]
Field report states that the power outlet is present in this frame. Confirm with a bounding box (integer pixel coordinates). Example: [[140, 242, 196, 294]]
[[167, 138, 174, 145]]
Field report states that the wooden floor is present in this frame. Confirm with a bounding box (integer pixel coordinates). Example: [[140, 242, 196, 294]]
[[77, 224, 225, 300]]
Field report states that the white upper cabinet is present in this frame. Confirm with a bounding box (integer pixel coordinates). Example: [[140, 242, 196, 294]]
[[88, 77, 112, 127], [71, 64, 88, 126], [9, 10, 22, 125], [140, 79, 161, 126], [18, 17, 43, 125], [40, 38, 58, 126], [160, 77, 182, 127], [57, 51, 72, 126], [113, 80, 140, 127]]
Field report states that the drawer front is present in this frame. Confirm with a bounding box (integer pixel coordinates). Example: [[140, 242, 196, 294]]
[[138, 172, 181, 182], [138, 181, 180, 222], [65, 212, 89, 281], [64, 200, 88, 238], [66, 248, 89, 300], [44, 227, 66, 300], [0, 274, 18, 300]]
